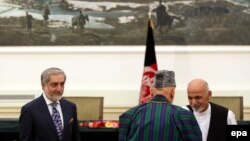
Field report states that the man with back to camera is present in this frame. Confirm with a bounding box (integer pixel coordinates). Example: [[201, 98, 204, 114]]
[[185, 78, 237, 141], [19, 67, 80, 141], [119, 70, 202, 141]]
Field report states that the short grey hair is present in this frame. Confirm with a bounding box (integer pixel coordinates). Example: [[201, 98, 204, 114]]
[[41, 67, 66, 86]]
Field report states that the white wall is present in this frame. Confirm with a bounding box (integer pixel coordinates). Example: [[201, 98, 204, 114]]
[[0, 46, 250, 109]]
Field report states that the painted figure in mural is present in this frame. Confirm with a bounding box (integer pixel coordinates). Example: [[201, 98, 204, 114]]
[[43, 4, 50, 25], [72, 10, 89, 34], [152, 0, 179, 34], [26, 11, 33, 34]]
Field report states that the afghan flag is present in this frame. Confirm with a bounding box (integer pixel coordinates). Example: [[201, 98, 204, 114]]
[[139, 20, 158, 104]]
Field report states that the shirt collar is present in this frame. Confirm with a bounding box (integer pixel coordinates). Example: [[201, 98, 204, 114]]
[[150, 94, 170, 103], [194, 103, 211, 116], [42, 93, 60, 106]]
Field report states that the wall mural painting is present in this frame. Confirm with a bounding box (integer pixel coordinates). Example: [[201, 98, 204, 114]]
[[0, 0, 250, 46]]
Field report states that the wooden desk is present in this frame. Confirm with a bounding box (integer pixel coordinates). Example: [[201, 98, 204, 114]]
[[0, 119, 118, 141], [2, 119, 249, 141]]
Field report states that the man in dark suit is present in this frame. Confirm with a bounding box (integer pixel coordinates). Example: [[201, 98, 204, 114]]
[[19, 67, 80, 141]]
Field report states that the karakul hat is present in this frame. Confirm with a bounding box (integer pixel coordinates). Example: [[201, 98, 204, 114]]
[[153, 70, 176, 88]]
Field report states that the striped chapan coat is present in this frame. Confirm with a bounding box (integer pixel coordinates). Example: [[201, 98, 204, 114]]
[[119, 94, 202, 141]]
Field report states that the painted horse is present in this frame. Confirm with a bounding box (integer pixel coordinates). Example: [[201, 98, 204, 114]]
[[72, 13, 89, 34], [152, 3, 180, 34]]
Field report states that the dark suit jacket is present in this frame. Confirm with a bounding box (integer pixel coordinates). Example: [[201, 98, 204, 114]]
[[19, 95, 80, 141]]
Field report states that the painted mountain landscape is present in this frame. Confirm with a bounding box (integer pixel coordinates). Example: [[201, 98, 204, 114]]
[[0, 0, 250, 45]]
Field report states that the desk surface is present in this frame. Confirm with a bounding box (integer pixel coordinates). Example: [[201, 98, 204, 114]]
[[1, 119, 250, 141], [0, 119, 119, 141], [1, 119, 250, 131], [0, 119, 119, 132]]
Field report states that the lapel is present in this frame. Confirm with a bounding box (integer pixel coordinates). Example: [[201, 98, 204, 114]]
[[37, 95, 60, 140], [60, 99, 71, 133]]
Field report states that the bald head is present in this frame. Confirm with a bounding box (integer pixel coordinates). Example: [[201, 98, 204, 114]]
[[187, 79, 212, 113], [187, 79, 209, 93]]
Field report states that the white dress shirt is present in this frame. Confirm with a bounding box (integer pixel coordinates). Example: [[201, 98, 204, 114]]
[[183, 104, 237, 141], [43, 93, 64, 128]]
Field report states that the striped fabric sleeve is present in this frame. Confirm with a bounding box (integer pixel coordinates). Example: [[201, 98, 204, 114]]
[[175, 108, 202, 141], [119, 106, 138, 141]]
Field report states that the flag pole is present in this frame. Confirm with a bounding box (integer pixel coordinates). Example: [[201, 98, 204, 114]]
[[148, 3, 154, 30], [138, 2, 158, 104], [148, 5, 152, 20]]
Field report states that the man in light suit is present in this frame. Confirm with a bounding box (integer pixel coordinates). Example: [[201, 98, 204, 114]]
[[19, 67, 80, 141]]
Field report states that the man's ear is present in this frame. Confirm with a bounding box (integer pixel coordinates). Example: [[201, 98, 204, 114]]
[[208, 90, 212, 101], [41, 83, 45, 90], [170, 88, 175, 99], [208, 90, 212, 97]]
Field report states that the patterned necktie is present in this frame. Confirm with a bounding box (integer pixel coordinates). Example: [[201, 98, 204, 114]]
[[51, 102, 63, 140]]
